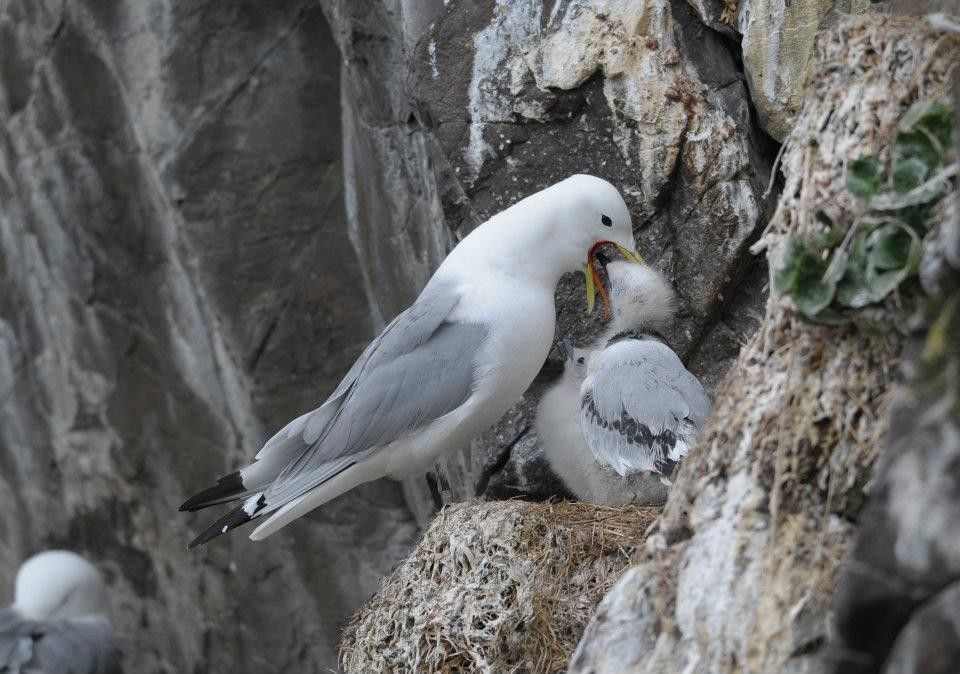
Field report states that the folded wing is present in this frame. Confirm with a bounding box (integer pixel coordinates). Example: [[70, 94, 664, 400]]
[[183, 280, 488, 544], [579, 338, 710, 479], [0, 610, 121, 674]]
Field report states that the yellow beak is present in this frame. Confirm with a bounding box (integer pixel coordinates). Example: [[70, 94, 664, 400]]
[[614, 243, 644, 264], [584, 243, 645, 315], [584, 263, 596, 314]]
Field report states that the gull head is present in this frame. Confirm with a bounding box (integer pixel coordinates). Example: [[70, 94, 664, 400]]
[[605, 260, 677, 334], [559, 338, 591, 382], [12, 550, 109, 620], [440, 174, 641, 315], [537, 175, 642, 316]]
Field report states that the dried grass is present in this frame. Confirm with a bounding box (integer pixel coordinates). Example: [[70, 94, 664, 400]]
[[339, 500, 658, 674]]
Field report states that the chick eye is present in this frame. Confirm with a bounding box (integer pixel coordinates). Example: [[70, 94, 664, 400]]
[[576, 357, 585, 365], [600, 214, 613, 227]]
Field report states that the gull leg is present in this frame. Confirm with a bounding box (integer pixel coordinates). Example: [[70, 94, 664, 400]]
[[434, 460, 454, 505]]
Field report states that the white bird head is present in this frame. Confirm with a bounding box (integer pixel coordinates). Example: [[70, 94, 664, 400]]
[[605, 260, 677, 334], [558, 338, 591, 382], [443, 174, 641, 314], [11, 550, 109, 620]]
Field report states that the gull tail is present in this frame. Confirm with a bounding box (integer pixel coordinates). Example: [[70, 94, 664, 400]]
[[180, 471, 251, 512], [249, 461, 374, 541], [187, 459, 378, 546], [188, 494, 267, 548]]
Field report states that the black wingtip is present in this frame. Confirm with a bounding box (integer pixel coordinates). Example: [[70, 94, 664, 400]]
[[180, 471, 245, 512], [187, 496, 263, 549]]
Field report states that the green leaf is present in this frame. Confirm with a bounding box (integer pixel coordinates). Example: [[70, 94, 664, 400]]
[[863, 222, 922, 301], [810, 306, 851, 327], [775, 237, 835, 317], [900, 99, 954, 150], [795, 274, 836, 317], [899, 99, 939, 133], [866, 268, 909, 301], [891, 156, 930, 193], [773, 238, 806, 294], [893, 129, 941, 171], [869, 175, 949, 211], [812, 210, 845, 249], [836, 233, 872, 309], [847, 156, 881, 197], [868, 222, 916, 270]]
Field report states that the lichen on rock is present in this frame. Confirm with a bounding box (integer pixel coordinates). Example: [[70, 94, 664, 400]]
[[339, 501, 658, 674]]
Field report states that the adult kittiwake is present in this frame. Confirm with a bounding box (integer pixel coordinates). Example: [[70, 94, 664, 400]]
[[579, 262, 712, 485], [181, 174, 641, 545], [1, 551, 122, 674], [537, 260, 680, 504]]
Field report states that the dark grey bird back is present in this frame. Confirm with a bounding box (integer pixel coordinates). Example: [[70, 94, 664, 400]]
[[0, 609, 122, 674]]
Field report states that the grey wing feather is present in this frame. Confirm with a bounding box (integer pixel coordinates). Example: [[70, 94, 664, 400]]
[[261, 280, 487, 508], [580, 339, 710, 478], [0, 611, 122, 674], [0, 609, 34, 674]]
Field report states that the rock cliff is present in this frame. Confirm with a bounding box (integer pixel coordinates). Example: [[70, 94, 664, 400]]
[[0, 2, 415, 671]]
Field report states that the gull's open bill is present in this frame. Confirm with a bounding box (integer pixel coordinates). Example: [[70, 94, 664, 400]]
[[584, 241, 644, 316]]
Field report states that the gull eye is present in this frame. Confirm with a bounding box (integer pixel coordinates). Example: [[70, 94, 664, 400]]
[[576, 357, 585, 365], [600, 214, 613, 227]]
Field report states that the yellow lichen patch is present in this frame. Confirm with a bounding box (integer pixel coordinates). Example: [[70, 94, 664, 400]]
[[339, 501, 658, 674], [720, 0, 738, 25]]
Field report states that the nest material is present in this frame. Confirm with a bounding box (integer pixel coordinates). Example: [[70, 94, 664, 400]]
[[339, 500, 658, 674]]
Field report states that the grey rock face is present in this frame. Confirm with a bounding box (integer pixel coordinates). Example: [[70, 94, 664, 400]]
[[827, 350, 960, 674], [0, 1, 415, 672], [686, 0, 873, 141], [321, 0, 775, 519], [880, 580, 960, 674]]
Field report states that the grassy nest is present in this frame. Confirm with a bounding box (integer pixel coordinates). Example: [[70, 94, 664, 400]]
[[339, 500, 658, 674]]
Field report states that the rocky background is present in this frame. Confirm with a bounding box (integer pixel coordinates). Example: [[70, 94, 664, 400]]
[[0, 2, 416, 672], [1, 1, 956, 673]]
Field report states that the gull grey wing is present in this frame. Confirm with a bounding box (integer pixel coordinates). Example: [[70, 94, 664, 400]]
[[32, 617, 122, 674], [0, 609, 34, 674], [251, 283, 464, 467], [580, 339, 710, 478], [0, 612, 121, 674], [262, 281, 488, 508]]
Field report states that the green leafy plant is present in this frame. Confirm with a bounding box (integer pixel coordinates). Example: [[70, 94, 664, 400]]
[[776, 97, 955, 329]]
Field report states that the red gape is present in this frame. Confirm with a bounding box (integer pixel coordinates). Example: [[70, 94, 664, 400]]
[[588, 240, 613, 318]]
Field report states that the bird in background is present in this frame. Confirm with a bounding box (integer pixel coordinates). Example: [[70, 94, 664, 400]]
[[1, 550, 122, 674], [536, 260, 711, 505], [181, 174, 642, 545]]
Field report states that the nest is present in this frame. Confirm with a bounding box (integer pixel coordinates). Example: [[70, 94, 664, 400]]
[[339, 500, 658, 674]]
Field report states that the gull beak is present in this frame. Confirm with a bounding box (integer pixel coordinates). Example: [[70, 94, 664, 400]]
[[559, 338, 575, 361], [584, 263, 596, 314], [614, 243, 644, 264], [585, 242, 644, 317]]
